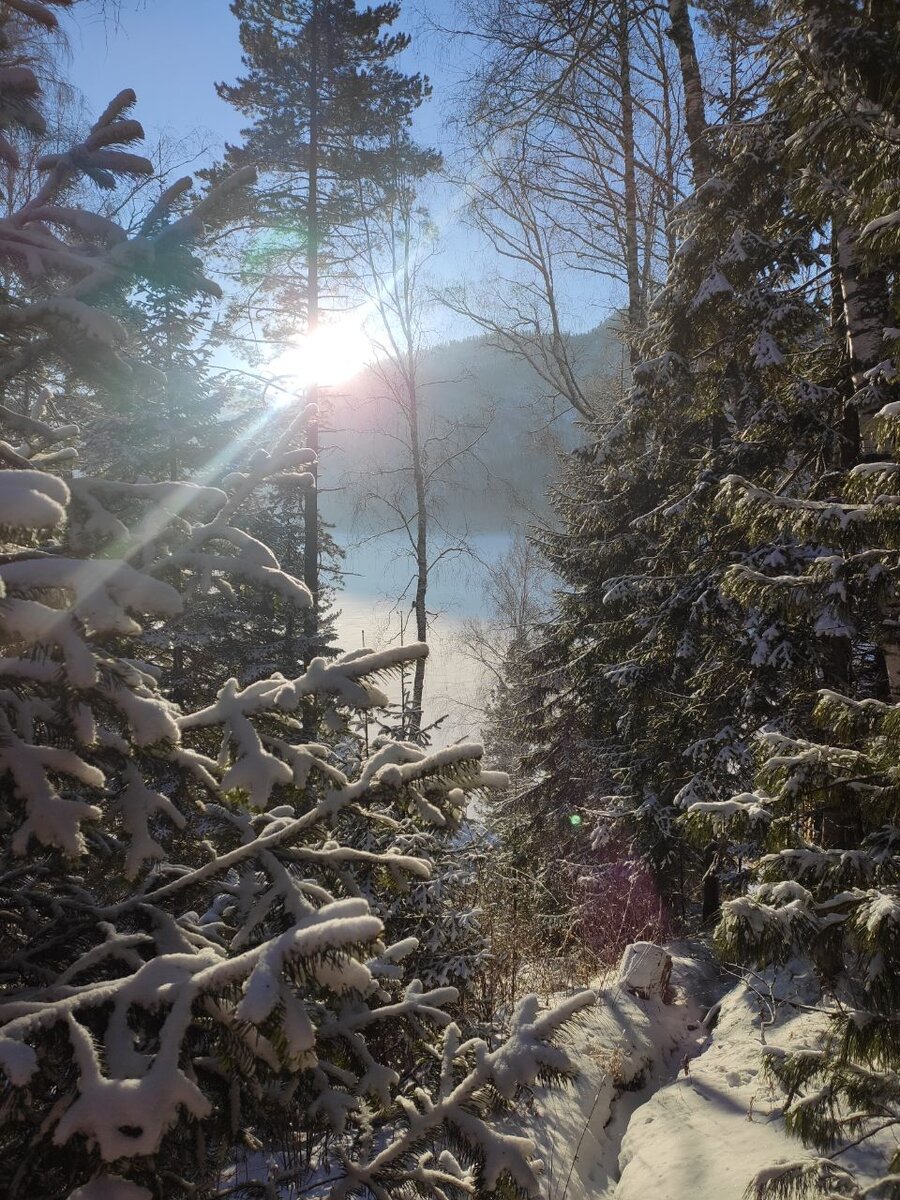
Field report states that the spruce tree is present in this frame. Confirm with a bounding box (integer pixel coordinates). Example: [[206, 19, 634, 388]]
[[508, 103, 824, 931], [480, 0, 783, 942], [683, 2, 900, 1193], [522, 0, 900, 1184]]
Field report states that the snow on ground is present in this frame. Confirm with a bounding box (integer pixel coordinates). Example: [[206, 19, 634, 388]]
[[615, 959, 818, 1200], [510, 943, 719, 1200], [518, 947, 896, 1200], [223, 943, 898, 1200], [615, 958, 898, 1200]]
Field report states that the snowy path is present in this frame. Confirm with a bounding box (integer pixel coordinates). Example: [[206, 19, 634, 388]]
[[613, 963, 810, 1200], [513, 946, 719, 1200], [516, 949, 891, 1200]]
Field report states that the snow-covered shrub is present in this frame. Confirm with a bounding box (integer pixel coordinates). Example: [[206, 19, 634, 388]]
[[0, 439, 592, 1200]]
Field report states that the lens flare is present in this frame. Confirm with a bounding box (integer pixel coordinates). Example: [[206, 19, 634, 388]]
[[269, 320, 371, 394]]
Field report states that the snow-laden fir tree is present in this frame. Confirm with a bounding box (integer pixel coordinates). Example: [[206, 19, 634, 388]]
[[469, 0, 785, 948], [1, 433, 589, 1200], [0, 5, 591, 1198], [501, 15, 823, 935], [505, 0, 900, 1181], [683, 1, 900, 1194], [61, 127, 339, 696]]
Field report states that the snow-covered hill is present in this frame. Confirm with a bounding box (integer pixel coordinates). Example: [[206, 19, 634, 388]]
[[514, 946, 896, 1200]]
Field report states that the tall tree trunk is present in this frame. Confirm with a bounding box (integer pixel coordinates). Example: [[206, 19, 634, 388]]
[[667, 0, 709, 186], [616, 0, 643, 360], [658, 34, 678, 265], [834, 223, 899, 696], [163, 306, 185, 695], [303, 0, 320, 648], [835, 223, 890, 397], [407, 361, 428, 737]]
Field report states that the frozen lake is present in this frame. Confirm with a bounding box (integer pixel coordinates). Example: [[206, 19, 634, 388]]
[[331, 531, 513, 746]]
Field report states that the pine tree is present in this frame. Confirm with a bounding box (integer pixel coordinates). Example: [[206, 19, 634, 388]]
[[212, 0, 440, 632], [216, 0, 438, 337]]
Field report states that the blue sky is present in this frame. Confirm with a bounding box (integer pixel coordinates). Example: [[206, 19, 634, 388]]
[[62, 0, 491, 343], [63, 0, 461, 178], [60, 0, 611, 344], [64, 2, 246, 153]]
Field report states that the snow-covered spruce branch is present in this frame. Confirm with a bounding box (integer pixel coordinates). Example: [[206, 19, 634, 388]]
[[323, 990, 597, 1199], [67, 433, 316, 609], [124, 736, 488, 909], [718, 475, 900, 545], [0, 8, 593, 1194], [0, 900, 390, 1148], [1, 461, 589, 1198], [0, 78, 257, 388]]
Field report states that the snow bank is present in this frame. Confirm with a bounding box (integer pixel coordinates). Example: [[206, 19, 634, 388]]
[[508, 945, 718, 1200], [614, 962, 816, 1200], [509, 948, 893, 1200], [615, 961, 891, 1200]]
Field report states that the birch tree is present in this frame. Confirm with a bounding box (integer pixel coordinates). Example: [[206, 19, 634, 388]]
[[344, 175, 489, 738], [448, 0, 690, 392]]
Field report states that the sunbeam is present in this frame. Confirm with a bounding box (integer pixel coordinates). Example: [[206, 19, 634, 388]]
[[268, 318, 373, 397]]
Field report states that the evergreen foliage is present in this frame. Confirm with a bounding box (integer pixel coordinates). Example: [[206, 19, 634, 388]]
[[507, 0, 900, 1188], [212, 0, 439, 340], [704, 3, 900, 1192]]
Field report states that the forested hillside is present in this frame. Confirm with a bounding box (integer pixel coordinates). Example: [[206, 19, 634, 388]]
[[329, 324, 619, 532]]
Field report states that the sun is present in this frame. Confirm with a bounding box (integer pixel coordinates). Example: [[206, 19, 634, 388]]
[[269, 319, 372, 394]]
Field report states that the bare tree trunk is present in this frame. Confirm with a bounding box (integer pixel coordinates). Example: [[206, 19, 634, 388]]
[[350, 173, 451, 739], [658, 36, 678, 265], [667, 0, 709, 186], [834, 223, 899, 694], [454, 0, 685, 400], [616, 0, 643, 358], [303, 0, 320, 647], [407, 364, 428, 737]]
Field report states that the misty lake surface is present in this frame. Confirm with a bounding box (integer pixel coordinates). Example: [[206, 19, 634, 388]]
[[331, 530, 513, 745]]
